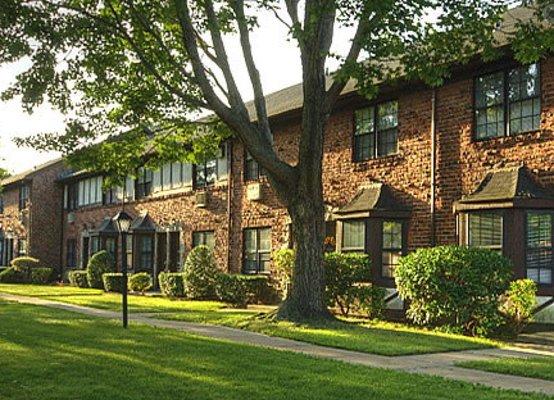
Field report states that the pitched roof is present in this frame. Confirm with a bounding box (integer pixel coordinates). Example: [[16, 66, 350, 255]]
[[454, 166, 554, 211], [335, 182, 410, 218], [129, 213, 157, 232], [0, 158, 64, 187]]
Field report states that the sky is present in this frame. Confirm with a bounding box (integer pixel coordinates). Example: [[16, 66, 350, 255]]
[[0, 10, 355, 174]]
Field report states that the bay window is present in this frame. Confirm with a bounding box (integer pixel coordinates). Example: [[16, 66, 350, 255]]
[[467, 213, 503, 252], [526, 212, 553, 285], [341, 220, 365, 252], [381, 221, 403, 278]]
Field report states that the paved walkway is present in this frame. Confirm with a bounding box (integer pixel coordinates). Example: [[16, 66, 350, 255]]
[[1, 292, 553, 396]]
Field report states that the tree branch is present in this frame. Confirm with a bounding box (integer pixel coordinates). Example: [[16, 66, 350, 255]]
[[231, 0, 271, 138]]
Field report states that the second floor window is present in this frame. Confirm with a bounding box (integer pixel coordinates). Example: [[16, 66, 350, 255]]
[[19, 185, 29, 210], [78, 177, 103, 207], [475, 63, 540, 140], [194, 159, 217, 188], [354, 101, 398, 162], [136, 168, 153, 199], [244, 152, 265, 181]]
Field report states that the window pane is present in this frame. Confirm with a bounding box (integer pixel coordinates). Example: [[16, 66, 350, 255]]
[[509, 64, 540, 135], [526, 212, 553, 285], [342, 220, 365, 250], [476, 72, 504, 108], [377, 101, 398, 130], [206, 159, 217, 185], [355, 108, 374, 135], [468, 213, 502, 250], [244, 229, 257, 253], [383, 221, 402, 249], [475, 72, 505, 139], [259, 228, 271, 251]]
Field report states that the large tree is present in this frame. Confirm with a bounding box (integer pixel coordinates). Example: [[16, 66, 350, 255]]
[[0, 0, 551, 320]]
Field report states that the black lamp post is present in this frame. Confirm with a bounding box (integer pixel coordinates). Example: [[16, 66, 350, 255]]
[[114, 211, 133, 328]]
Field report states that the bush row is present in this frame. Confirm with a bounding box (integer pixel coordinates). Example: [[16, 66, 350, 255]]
[[273, 249, 386, 319], [0, 257, 54, 285]]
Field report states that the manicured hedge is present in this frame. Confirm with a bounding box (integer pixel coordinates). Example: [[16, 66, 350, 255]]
[[158, 272, 185, 297], [102, 273, 125, 293], [68, 270, 89, 288], [396, 245, 513, 337], [183, 245, 219, 299], [11, 257, 40, 274], [215, 274, 249, 308], [129, 272, 153, 294], [87, 251, 115, 289], [324, 252, 372, 316], [0, 267, 26, 283], [30, 267, 53, 284]]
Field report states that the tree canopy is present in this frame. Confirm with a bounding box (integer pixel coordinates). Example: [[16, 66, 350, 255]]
[[1, 0, 552, 319]]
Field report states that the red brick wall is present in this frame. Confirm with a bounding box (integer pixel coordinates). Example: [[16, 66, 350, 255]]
[[0, 161, 65, 268], [60, 56, 554, 283]]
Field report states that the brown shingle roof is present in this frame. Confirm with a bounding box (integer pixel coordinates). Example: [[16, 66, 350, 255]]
[[335, 182, 410, 218], [454, 166, 554, 211], [0, 158, 63, 187]]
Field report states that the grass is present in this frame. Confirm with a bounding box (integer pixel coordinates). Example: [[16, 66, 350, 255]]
[[0, 300, 549, 400], [0, 283, 499, 356], [458, 357, 554, 382]]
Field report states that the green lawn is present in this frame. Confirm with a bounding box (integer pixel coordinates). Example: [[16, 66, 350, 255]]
[[458, 357, 554, 382], [0, 301, 548, 400], [0, 283, 499, 356]]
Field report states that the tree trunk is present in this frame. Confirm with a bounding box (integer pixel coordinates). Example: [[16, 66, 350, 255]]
[[276, 193, 332, 321]]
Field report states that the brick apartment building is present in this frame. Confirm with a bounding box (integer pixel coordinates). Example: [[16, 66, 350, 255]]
[[2, 45, 553, 320], [0, 159, 65, 268]]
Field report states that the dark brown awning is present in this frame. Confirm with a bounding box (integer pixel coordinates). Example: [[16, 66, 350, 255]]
[[334, 183, 410, 219], [454, 166, 554, 212]]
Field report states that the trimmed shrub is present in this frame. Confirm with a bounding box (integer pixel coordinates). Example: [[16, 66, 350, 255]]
[[272, 248, 294, 295], [30, 267, 53, 284], [87, 251, 115, 289], [216, 274, 274, 307], [500, 279, 538, 334], [102, 273, 125, 293], [395, 245, 513, 337], [11, 256, 40, 280], [216, 274, 249, 308], [68, 270, 89, 288], [183, 245, 219, 299], [159, 272, 185, 297], [353, 285, 387, 319], [129, 272, 153, 294], [324, 252, 371, 315], [0, 267, 26, 283]]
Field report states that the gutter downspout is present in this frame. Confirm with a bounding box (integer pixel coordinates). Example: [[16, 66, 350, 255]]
[[226, 140, 233, 273], [59, 183, 65, 281], [430, 89, 437, 247]]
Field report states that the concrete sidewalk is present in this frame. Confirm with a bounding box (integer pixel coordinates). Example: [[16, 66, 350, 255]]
[[1, 292, 553, 396]]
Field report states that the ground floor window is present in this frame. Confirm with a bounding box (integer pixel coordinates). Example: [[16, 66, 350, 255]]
[[136, 235, 154, 272], [526, 211, 553, 285], [125, 235, 133, 269], [467, 212, 503, 252], [17, 239, 27, 257], [341, 220, 365, 252], [243, 227, 271, 274], [192, 231, 215, 249], [382, 221, 403, 278], [66, 239, 77, 269]]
